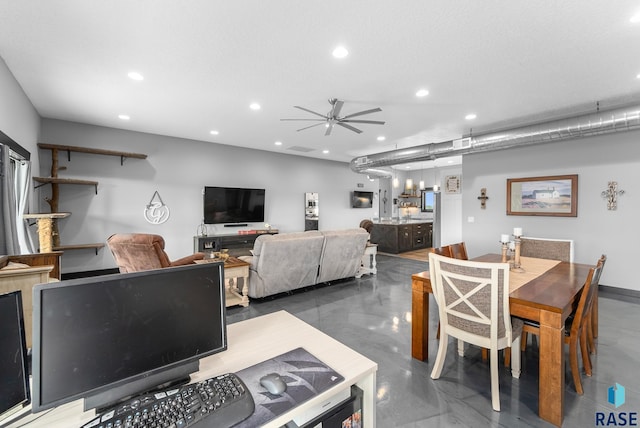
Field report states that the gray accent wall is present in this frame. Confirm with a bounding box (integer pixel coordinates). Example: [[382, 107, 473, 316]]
[[462, 129, 640, 290], [39, 119, 378, 273]]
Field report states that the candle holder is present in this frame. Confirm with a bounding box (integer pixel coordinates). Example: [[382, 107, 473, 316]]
[[500, 241, 509, 263], [512, 234, 524, 272]]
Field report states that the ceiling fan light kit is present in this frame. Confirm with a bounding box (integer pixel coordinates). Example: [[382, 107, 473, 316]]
[[281, 98, 385, 136]]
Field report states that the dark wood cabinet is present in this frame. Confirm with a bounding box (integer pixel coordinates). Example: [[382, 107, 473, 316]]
[[370, 222, 432, 254]]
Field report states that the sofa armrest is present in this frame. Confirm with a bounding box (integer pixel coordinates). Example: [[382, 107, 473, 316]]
[[169, 252, 205, 266]]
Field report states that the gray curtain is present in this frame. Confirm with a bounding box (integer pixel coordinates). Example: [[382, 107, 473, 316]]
[[0, 144, 34, 255]]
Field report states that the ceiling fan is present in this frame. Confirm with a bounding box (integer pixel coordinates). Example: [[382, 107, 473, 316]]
[[281, 98, 385, 136]]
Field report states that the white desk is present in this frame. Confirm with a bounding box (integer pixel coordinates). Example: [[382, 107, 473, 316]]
[[5, 311, 377, 428]]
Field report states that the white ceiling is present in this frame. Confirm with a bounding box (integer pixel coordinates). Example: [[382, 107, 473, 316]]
[[1, 1, 640, 171]]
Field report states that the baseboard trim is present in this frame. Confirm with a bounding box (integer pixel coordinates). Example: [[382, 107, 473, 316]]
[[62, 268, 119, 280], [599, 284, 640, 303]]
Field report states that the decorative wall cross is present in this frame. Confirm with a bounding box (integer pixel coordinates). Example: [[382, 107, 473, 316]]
[[601, 181, 625, 210], [477, 188, 489, 209]]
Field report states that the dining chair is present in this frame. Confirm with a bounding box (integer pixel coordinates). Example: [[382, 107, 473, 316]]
[[589, 255, 607, 354], [429, 253, 522, 411], [520, 236, 574, 263], [519, 255, 606, 395]]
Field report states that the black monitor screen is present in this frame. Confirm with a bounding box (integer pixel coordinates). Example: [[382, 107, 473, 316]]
[[0, 291, 30, 420], [204, 186, 265, 224], [31, 263, 226, 413]]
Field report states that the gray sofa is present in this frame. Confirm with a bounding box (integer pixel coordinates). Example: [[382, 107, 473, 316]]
[[239, 228, 369, 298]]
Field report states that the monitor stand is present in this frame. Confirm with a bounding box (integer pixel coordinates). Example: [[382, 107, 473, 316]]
[[84, 360, 199, 413]]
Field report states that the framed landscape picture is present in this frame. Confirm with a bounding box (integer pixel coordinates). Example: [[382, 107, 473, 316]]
[[507, 174, 578, 217]]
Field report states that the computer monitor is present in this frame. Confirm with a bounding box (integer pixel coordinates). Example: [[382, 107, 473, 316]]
[[31, 262, 226, 413], [0, 291, 31, 422]]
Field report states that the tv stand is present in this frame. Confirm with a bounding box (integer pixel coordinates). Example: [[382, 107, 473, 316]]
[[6, 311, 378, 427], [194, 231, 278, 257]]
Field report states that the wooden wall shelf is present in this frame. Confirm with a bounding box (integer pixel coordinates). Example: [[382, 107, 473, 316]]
[[33, 143, 147, 256]]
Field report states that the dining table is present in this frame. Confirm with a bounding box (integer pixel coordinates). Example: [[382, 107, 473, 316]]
[[411, 254, 595, 427]]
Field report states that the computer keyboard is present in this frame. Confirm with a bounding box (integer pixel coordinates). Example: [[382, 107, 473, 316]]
[[81, 373, 255, 428]]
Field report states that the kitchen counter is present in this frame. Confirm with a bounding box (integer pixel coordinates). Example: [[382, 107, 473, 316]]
[[370, 221, 432, 254]]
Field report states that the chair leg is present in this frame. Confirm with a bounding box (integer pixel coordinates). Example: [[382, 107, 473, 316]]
[[436, 322, 440, 340], [490, 347, 501, 411], [458, 339, 465, 357], [581, 328, 593, 376], [431, 333, 449, 379], [520, 331, 528, 351], [511, 336, 521, 379], [592, 287, 599, 339], [569, 336, 584, 395], [504, 347, 511, 368], [586, 316, 596, 355], [481, 348, 488, 362]]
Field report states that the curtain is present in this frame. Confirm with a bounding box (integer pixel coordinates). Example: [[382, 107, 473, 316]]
[[0, 144, 34, 255], [14, 155, 35, 253]]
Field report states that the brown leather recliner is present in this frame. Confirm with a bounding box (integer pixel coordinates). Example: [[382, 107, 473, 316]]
[[107, 233, 204, 273]]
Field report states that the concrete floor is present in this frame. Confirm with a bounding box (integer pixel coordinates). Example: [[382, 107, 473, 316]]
[[226, 254, 640, 427]]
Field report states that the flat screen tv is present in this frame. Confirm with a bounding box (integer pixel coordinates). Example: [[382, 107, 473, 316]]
[[204, 186, 266, 224], [0, 291, 30, 422], [351, 191, 373, 208], [31, 262, 226, 413]]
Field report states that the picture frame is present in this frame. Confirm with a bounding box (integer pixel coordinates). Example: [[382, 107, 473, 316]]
[[444, 175, 461, 194], [506, 174, 578, 217]]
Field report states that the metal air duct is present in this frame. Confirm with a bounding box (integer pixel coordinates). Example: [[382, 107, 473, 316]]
[[350, 101, 640, 174]]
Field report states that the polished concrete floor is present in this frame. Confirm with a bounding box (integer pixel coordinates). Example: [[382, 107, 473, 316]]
[[227, 254, 640, 427]]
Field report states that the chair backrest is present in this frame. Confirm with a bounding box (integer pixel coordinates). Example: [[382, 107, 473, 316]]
[[428, 253, 514, 347], [427, 242, 468, 260], [448, 242, 468, 260], [520, 236, 574, 262], [570, 254, 606, 337], [107, 233, 171, 273], [359, 219, 374, 233]]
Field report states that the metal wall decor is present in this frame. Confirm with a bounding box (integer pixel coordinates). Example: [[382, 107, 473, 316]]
[[477, 188, 489, 209], [144, 191, 170, 224], [601, 181, 625, 210]]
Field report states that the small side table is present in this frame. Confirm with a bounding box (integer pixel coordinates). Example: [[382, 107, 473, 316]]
[[356, 243, 377, 278], [196, 257, 250, 307]]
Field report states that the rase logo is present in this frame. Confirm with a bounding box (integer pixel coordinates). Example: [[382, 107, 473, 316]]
[[596, 383, 637, 426]]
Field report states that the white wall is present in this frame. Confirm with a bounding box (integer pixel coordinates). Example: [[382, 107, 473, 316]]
[[462, 130, 640, 290], [39, 119, 379, 273], [0, 56, 41, 173]]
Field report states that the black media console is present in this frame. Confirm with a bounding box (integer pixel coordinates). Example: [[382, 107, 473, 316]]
[[194, 232, 278, 257]]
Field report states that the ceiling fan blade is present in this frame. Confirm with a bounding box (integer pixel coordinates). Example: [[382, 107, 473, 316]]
[[280, 118, 325, 121], [293, 106, 328, 119], [341, 107, 382, 120], [330, 100, 344, 118], [341, 119, 386, 125], [336, 122, 363, 134], [325, 123, 334, 136], [296, 122, 327, 132]]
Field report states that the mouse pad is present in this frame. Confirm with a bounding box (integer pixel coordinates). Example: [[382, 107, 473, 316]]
[[232, 347, 345, 427]]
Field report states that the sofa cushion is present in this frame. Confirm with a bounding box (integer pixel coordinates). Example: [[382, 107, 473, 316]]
[[317, 229, 370, 283], [244, 231, 324, 298]]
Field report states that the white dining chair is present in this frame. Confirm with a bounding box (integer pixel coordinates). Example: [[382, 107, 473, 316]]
[[429, 253, 522, 411], [520, 236, 574, 263]]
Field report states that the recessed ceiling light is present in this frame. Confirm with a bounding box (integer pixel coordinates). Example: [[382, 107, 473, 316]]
[[322, 150, 330, 154], [274, 141, 282, 146], [377, 136, 386, 141], [332, 45, 349, 58], [630, 12, 640, 23], [127, 71, 144, 81], [465, 113, 477, 120], [210, 130, 219, 135], [405, 166, 411, 169], [415, 89, 429, 97], [118, 114, 130, 120], [637, 73, 640, 79], [249, 103, 261, 110]]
